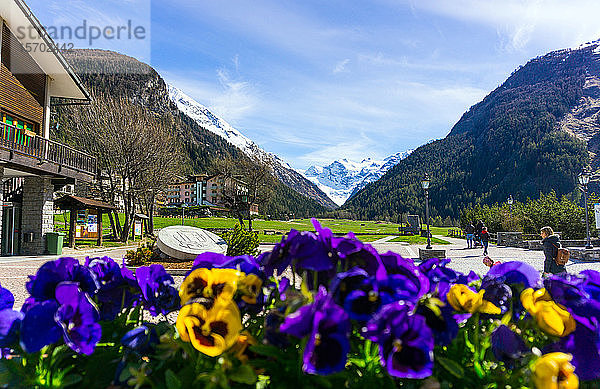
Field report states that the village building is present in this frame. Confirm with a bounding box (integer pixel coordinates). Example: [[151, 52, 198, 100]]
[[0, 0, 95, 255], [167, 174, 259, 215]]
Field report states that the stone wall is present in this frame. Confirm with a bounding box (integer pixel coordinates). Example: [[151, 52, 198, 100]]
[[21, 176, 53, 255], [497, 232, 523, 247]]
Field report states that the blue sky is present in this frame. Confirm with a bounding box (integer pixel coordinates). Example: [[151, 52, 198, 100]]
[[28, 0, 600, 169]]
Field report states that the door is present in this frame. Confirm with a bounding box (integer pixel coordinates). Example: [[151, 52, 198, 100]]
[[2, 203, 21, 256]]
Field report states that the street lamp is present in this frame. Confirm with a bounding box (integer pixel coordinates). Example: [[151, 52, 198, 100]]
[[181, 203, 188, 226], [421, 173, 432, 250], [578, 170, 593, 249], [507, 195, 514, 226]]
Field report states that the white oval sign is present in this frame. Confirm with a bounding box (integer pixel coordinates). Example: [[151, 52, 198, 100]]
[[157, 226, 227, 260]]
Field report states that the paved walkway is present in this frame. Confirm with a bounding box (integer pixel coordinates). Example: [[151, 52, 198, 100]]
[[4, 236, 600, 309]]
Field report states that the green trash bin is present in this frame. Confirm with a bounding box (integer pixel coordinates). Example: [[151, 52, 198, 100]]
[[47, 232, 64, 255]]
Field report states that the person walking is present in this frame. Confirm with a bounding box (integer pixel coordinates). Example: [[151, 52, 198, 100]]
[[541, 226, 566, 275], [480, 227, 490, 256], [465, 223, 475, 248], [475, 220, 484, 247]]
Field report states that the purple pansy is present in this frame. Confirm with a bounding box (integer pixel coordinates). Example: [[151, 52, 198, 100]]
[[363, 302, 434, 379], [333, 237, 386, 279], [121, 324, 159, 355], [86, 257, 141, 320], [278, 277, 290, 301], [0, 284, 22, 348], [280, 287, 350, 375], [330, 268, 370, 305], [136, 265, 179, 316], [342, 278, 395, 321], [544, 274, 600, 331], [416, 302, 459, 347], [485, 261, 541, 289], [491, 325, 528, 366], [54, 282, 102, 355], [19, 300, 62, 353], [481, 277, 513, 314], [25, 257, 98, 307], [378, 263, 430, 304], [418, 258, 464, 299], [0, 309, 23, 349], [192, 253, 263, 278], [258, 230, 299, 277]]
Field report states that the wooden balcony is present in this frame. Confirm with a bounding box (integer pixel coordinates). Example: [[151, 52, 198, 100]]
[[0, 122, 97, 181]]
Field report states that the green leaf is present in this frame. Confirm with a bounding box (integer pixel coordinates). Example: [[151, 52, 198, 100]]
[[165, 369, 182, 389], [229, 364, 257, 385], [60, 374, 83, 387], [249, 344, 284, 358], [437, 356, 464, 378]]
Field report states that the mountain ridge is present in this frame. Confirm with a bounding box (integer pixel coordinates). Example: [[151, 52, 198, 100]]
[[168, 86, 338, 209], [344, 41, 596, 220], [300, 151, 412, 206], [53, 49, 330, 217]]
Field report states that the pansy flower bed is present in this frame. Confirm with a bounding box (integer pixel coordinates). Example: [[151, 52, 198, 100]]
[[1, 220, 599, 388]]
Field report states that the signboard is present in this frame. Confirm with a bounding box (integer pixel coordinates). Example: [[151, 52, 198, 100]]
[[134, 220, 143, 236], [75, 209, 99, 239], [595, 203, 600, 229], [157, 226, 227, 260]]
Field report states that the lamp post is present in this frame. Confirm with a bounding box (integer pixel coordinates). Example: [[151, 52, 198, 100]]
[[181, 203, 188, 226], [507, 195, 514, 227], [421, 173, 432, 250], [578, 170, 593, 249]]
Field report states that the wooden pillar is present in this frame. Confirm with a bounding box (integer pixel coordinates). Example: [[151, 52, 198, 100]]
[[69, 208, 76, 248], [97, 209, 103, 247]]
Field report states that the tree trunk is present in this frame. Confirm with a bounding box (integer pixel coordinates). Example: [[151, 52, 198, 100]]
[[121, 212, 134, 243], [113, 209, 122, 236], [147, 200, 155, 234], [107, 211, 118, 239]]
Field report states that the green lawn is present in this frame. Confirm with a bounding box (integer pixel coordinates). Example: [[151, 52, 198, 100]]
[[388, 236, 450, 244], [54, 213, 452, 245]]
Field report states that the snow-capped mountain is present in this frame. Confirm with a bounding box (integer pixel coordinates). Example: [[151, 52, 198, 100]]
[[301, 151, 412, 206], [168, 85, 338, 209]]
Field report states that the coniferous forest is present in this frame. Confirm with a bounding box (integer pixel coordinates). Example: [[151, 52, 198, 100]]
[[343, 44, 598, 220]]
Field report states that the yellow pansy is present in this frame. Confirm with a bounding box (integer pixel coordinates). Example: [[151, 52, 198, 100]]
[[238, 274, 263, 304], [521, 288, 576, 337], [180, 268, 242, 306], [176, 301, 243, 357], [446, 284, 501, 314], [531, 352, 579, 389]]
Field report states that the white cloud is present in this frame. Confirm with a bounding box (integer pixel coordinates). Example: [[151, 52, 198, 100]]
[[333, 59, 350, 74], [406, 0, 600, 52]]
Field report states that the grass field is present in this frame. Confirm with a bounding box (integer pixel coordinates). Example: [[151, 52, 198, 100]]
[[54, 213, 450, 245]]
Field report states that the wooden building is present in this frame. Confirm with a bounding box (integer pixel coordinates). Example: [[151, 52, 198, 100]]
[[0, 0, 96, 255]]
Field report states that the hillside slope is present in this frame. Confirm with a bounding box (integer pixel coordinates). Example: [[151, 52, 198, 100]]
[[344, 42, 600, 220], [169, 86, 337, 208], [53, 49, 327, 217]]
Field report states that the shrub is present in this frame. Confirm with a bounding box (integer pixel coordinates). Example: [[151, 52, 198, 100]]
[[124, 239, 156, 266], [222, 223, 260, 256]]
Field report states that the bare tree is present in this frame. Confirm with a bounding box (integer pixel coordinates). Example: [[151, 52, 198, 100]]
[[214, 155, 274, 231], [65, 93, 182, 241]]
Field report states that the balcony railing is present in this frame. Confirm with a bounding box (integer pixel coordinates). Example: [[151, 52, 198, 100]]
[[0, 122, 97, 176]]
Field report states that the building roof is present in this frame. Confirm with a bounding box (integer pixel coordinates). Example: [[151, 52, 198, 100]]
[[55, 195, 116, 211], [0, 0, 91, 101]]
